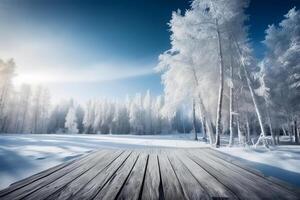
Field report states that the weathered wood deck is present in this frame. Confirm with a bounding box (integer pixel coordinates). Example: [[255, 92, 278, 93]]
[[0, 148, 299, 200]]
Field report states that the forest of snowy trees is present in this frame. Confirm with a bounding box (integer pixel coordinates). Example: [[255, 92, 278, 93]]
[[0, 62, 193, 135], [0, 0, 299, 148]]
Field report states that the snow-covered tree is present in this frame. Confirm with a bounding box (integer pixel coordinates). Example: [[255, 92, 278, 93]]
[[83, 100, 96, 134], [0, 59, 16, 132], [75, 105, 85, 133], [17, 84, 32, 133], [129, 93, 145, 134], [143, 90, 152, 134], [30, 86, 50, 134], [157, 0, 253, 146], [262, 7, 300, 144], [111, 102, 130, 134], [65, 106, 79, 134]]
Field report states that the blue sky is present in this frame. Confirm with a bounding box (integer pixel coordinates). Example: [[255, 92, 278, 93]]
[[0, 0, 298, 103]]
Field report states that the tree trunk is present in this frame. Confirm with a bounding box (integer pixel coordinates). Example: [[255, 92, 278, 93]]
[[190, 66, 215, 145], [276, 129, 280, 145], [287, 118, 293, 142], [201, 117, 207, 142], [181, 110, 186, 134], [233, 39, 268, 148], [192, 99, 198, 140], [265, 101, 275, 145], [0, 83, 9, 132], [237, 116, 243, 145], [248, 73, 267, 147], [198, 94, 215, 144], [294, 119, 299, 144], [215, 18, 224, 148], [282, 126, 287, 136], [291, 124, 294, 141], [229, 49, 234, 147], [197, 103, 207, 141], [246, 115, 251, 143]]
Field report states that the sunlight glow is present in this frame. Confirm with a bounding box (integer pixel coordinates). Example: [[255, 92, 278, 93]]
[[13, 73, 58, 85]]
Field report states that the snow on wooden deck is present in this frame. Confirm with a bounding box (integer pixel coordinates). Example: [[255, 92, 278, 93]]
[[0, 148, 299, 200]]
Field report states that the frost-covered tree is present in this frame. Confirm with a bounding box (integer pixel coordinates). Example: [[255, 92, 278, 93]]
[[143, 90, 152, 134], [47, 100, 71, 134], [75, 105, 85, 133], [65, 106, 79, 134], [30, 86, 50, 134], [0, 59, 16, 132], [157, 7, 218, 144], [129, 93, 145, 134], [17, 84, 32, 133], [6, 84, 32, 133], [99, 100, 115, 134], [152, 96, 164, 134], [157, 0, 253, 146], [111, 102, 130, 134], [31, 86, 42, 134], [263, 7, 300, 144], [83, 100, 96, 134]]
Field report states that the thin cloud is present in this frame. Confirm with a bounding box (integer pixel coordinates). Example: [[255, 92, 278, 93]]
[[13, 63, 155, 84]]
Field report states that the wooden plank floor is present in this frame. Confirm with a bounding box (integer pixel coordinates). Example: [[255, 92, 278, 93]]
[[0, 148, 299, 200]]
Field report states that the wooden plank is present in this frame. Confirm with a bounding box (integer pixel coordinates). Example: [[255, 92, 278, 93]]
[[44, 150, 125, 200], [206, 148, 300, 194], [205, 148, 265, 176], [23, 150, 118, 200], [199, 149, 300, 199], [187, 149, 263, 200], [116, 153, 149, 200], [0, 150, 97, 197], [69, 150, 132, 200], [189, 149, 299, 200], [175, 150, 238, 199], [141, 154, 162, 200], [0, 150, 111, 200], [158, 150, 185, 200], [167, 150, 210, 200], [93, 151, 139, 200]]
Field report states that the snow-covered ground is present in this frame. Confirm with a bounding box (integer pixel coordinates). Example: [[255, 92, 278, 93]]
[[0, 133, 299, 189]]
